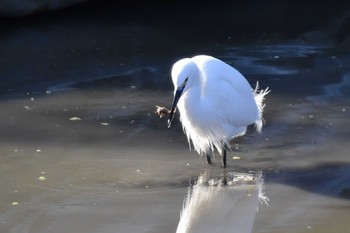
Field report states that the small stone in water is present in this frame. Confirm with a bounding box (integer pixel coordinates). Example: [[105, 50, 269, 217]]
[[38, 176, 47, 181], [232, 156, 241, 160], [69, 117, 82, 121], [11, 202, 19, 206]]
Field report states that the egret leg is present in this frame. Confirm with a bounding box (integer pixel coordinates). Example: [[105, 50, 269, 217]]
[[222, 167, 227, 185], [222, 146, 227, 168], [205, 152, 212, 165]]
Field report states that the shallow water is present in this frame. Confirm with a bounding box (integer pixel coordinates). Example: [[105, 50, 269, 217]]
[[1, 2, 350, 233]]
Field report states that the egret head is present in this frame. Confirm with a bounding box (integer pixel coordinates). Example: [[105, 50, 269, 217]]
[[168, 58, 197, 128]]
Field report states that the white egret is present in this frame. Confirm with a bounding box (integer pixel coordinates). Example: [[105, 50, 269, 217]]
[[167, 55, 269, 167]]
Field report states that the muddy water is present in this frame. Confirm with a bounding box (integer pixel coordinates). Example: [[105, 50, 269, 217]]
[[1, 44, 349, 233], [1, 3, 350, 233]]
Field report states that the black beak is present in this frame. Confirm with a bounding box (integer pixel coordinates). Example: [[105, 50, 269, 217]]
[[167, 88, 183, 128]]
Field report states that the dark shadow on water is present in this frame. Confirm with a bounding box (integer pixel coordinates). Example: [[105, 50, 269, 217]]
[[197, 162, 350, 201], [263, 162, 350, 200]]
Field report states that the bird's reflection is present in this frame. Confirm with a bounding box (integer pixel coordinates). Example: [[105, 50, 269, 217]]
[[177, 167, 268, 233]]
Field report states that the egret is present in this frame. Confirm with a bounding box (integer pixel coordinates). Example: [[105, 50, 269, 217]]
[[167, 55, 269, 167]]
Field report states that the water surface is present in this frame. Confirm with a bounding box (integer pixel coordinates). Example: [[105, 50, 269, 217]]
[[1, 2, 350, 233]]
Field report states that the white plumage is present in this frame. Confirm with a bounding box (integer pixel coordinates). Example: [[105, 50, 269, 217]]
[[167, 55, 269, 166]]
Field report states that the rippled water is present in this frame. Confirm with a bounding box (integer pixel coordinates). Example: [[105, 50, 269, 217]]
[[1, 3, 350, 233]]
